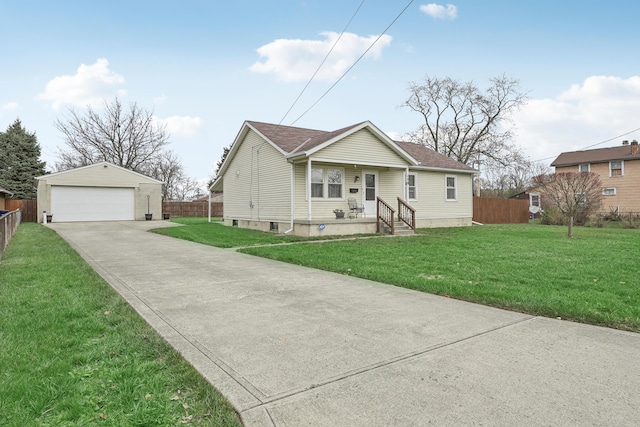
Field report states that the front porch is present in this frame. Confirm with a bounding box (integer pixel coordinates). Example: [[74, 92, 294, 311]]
[[291, 216, 377, 237], [268, 197, 417, 237]]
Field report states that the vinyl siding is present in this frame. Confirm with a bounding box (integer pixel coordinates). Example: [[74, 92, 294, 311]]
[[43, 164, 156, 187], [223, 129, 292, 221], [36, 164, 161, 221], [556, 159, 640, 213], [414, 172, 473, 220], [313, 129, 407, 166]]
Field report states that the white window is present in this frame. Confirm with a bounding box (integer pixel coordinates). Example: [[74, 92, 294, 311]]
[[574, 192, 587, 206], [610, 160, 623, 177], [327, 169, 342, 198], [445, 175, 457, 201], [310, 167, 343, 199], [311, 168, 324, 198], [407, 173, 417, 200], [603, 187, 616, 196], [579, 163, 590, 172], [530, 192, 541, 207]]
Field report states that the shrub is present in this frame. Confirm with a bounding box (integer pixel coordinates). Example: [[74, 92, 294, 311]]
[[540, 206, 565, 225], [603, 206, 621, 222], [620, 212, 640, 229]]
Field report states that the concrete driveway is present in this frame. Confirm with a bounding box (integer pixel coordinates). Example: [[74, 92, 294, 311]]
[[50, 221, 640, 426]]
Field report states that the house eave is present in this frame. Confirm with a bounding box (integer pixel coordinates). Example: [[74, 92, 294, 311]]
[[285, 121, 419, 166], [410, 165, 478, 174], [35, 161, 162, 184]]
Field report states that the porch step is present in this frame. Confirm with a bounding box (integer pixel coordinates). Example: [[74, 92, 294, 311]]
[[380, 221, 415, 236], [394, 222, 415, 236]]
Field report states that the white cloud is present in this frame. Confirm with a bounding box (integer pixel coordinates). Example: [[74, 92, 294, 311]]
[[514, 75, 640, 164], [153, 93, 167, 104], [420, 3, 458, 20], [156, 115, 203, 138], [1, 101, 18, 112], [38, 58, 126, 110], [249, 31, 393, 82]]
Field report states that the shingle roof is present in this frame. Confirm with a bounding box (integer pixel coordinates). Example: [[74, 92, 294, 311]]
[[247, 121, 328, 153], [394, 140, 476, 171], [246, 120, 475, 172], [551, 142, 640, 166]]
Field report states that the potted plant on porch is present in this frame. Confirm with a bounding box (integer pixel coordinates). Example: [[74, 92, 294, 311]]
[[333, 208, 345, 219]]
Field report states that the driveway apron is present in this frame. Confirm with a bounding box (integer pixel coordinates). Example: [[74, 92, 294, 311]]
[[50, 222, 640, 426]]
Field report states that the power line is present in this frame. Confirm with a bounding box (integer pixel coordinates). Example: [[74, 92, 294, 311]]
[[290, 0, 415, 126], [277, 0, 366, 126], [532, 125, 640, 163]]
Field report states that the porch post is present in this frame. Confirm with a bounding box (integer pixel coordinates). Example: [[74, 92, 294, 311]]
[[307, 157, 312, 220]]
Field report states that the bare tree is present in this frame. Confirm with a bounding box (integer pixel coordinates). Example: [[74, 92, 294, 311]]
[[55, 98, 169, 173], [482, 158, 550, 198], [533, 172, 603, 238], [173, 177, 204, 201], [401, 75, 528, 166], [145, 150, 184, 200]]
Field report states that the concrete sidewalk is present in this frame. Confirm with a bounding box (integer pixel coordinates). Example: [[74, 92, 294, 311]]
[[51, 221, 640, 426]]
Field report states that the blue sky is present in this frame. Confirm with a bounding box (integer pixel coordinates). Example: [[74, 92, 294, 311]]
[[2, 0, 640, 184]]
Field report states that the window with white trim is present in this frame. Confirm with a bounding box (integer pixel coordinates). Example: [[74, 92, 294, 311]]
[[445, 175, 457, 201], [603, 187, 616, 196], [610, 160, 623, 177], [530, 192, 541, 208], [311, 167, 343, 199], [407, 173, 417, 200], [579, 163, 590, 172]]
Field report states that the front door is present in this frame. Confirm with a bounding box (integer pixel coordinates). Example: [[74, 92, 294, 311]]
[[362, 170, 378, 217]]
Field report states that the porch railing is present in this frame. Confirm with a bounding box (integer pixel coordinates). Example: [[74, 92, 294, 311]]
[[376, 197, 395, 234], [397, 197, 416, 231], [0, 209, 22, 260]]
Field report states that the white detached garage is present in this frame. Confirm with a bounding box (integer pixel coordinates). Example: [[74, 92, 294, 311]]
[[36, 162, 162, 223]]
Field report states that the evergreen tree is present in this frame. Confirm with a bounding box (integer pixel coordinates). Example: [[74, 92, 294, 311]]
[[0, 119, 46, 199]]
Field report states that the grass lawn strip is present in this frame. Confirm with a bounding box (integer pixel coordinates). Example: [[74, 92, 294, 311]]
[[229, 223, 637, 332], [0, 223, 242, 427]]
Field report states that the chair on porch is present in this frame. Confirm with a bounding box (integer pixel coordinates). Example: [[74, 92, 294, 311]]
[[347, 197, 364, 218]]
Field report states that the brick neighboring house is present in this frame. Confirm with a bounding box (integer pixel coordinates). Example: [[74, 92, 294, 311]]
[[551, 140, 640, 214]]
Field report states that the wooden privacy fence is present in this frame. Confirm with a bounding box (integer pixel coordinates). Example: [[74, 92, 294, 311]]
[[162, 201, 223, 217], [5, 199, 38, 222], [473, 196, 529, 224]]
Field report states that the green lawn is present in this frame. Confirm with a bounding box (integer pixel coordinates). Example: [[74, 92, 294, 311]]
[[0, 223, 242, 427], [240, 224, 640, 331], [152, 217, 374, 247], [158, 219, 639, 332]]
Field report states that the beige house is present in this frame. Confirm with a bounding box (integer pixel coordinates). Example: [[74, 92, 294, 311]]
[[551, 140, 640, 214], [211, 120, 476, 236], [37, 162, 162, 222]]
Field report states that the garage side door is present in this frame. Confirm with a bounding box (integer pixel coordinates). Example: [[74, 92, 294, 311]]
[[51, 186, 135, 222]]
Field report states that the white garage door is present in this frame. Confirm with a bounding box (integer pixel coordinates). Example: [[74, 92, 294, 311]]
[[51, 186, 135, 222]]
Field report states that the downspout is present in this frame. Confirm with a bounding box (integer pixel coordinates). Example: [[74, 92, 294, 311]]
[[207, 189, 211, 222], [405, 166, 409, 200], [307, 157, 312, 220], [284, 161, 295, 234]]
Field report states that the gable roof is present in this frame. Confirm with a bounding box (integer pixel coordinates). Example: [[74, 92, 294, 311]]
[[36, 161, 162, 183], [212, 120, 476, 190], [0, 187, 13, 197], [551, 142, 640, 167], [246, 120, 474, 171]]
